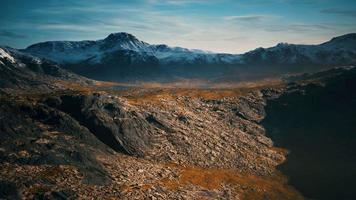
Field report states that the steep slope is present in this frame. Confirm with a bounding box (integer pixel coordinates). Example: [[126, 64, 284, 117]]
[[262, 66, 356, 200], [0, 46, 93, 91], [320, 33, 356, 51]]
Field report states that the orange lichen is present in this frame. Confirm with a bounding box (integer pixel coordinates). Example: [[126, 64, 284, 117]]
[[124, 79, 284, 105], [159, 165, 304, 200], [124, 88, 244, 106]]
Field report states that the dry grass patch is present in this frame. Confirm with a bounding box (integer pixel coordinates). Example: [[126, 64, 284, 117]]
[[160, 164, 304, 200], [123, 78, 284, 105]]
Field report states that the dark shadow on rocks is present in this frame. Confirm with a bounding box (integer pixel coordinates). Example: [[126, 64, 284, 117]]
[[46, 94, 130, 154], [0, 180, 20, 200], [0, 98, 111, 185], [261, 68, 356, 200], [45, 94, 155, 157]]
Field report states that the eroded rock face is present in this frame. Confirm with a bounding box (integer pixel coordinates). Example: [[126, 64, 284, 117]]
[[124, 91, 281, 175], [0, 87, 298, 199], [44, 94, 156, 156], [0, 98, 112, 185], [38, 90, 284, 177]]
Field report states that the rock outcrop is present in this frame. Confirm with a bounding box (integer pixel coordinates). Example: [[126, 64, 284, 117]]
[[0, 85, 303, 199]]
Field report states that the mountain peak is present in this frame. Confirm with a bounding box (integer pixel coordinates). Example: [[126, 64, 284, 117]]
[[320, 33, 356, 50], [330, 33, 356, 42], [276, 42, 292, 48], [104, 32, 138, 42]]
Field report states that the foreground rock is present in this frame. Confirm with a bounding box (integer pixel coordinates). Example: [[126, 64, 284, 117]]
[[0, 84, 305, 199]]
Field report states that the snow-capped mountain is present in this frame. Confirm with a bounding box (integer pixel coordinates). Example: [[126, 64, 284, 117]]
[[25, 32, 240, 66], [151, 44, 241, 65], [23, 32, 244, 80], [243, 33, 356, 68], [25, 33, 151, 64], [20, 32, 356, 81]]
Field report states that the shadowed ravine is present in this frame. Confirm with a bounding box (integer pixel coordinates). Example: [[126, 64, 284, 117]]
[[262, 72, 356, 200]]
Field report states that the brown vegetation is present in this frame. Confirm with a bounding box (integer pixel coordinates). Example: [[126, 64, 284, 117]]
[[158, 164, 303, 200]]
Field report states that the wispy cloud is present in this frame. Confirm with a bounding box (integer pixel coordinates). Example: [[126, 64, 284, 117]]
[[264, 23, 334, 32], [278, 0, 322, 4], [224, 15, 277, 23], [0, 0, 355, 53], [147, 0, 220, 5], [321, 8, 356, 18], [37, 24, 96, 32], [0, 30, 27, 39]]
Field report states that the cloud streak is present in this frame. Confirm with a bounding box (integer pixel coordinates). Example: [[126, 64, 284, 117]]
[[224, 15, 277, 23], [0, 30, 27, 39], [147, 0, 221, 5], [0, 0, 355, 53], [264, 23, 334, 32], [321, 8, 356, 18]]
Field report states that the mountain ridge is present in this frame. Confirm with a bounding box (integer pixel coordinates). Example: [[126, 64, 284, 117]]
[[24, 32, 356, 54], [0, 46, 93, 91], [15, 32, 356, 81]]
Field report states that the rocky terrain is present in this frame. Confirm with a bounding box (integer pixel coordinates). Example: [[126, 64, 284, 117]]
[[1, 83, 306, 199], [1, 41, 356, 199], [0, 46, 99, 98], [0, 47, 304, 199]]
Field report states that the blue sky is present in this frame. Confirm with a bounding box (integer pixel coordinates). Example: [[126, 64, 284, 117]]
[[0, 0, 355, 53]]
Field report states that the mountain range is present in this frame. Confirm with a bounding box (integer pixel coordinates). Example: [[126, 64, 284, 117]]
[[2, 32, 356, 82]]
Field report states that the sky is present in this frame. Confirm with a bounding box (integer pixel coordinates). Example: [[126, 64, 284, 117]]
[[0, 0, 356, 53]]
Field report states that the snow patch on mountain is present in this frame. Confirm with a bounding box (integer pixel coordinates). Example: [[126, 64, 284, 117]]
[[0, 47, 16, 63], [24, 32, 243, 65], [243, 34, 356, 65], [24, 33, 156, 64]]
